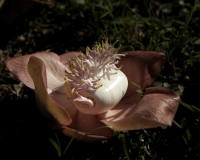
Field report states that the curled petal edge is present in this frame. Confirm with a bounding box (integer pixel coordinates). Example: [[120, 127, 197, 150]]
[[59, 125, 116, 142], [28, 56, 72, 126], [117, 51, 166, 102], [100, 87, 180, 131], [3, 52, 61, 90]]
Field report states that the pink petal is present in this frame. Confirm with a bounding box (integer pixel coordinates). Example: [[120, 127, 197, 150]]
[[49, 93, 115, 140], [28, 55, 114, 138], [98, 87, 179, 131], [59, 125, 115, 142], [117, 51, 165, 103], [49, 91, 78, 121], [3, 52, 66, 91], [49, 91, 114, 138], [28, 56, 72, 125], [59, 52, 81, 66], [3, 52, 82, 93], [50, 112, 115, 142], [69, 112, 114, 134]]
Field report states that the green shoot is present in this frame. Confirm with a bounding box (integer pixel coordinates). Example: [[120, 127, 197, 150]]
[[131, 82, 144, 97], [49, 133, 62, 157]]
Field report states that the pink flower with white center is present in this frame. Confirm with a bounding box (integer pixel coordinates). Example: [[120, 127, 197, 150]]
[[3, 40, 179, 141], [64, 41, 128, 115]]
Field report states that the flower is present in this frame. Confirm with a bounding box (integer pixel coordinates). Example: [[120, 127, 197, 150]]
[[3, 40, 179, 141], [64, 41, 128, 115]]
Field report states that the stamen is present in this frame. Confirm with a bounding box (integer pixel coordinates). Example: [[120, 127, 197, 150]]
[[64, 39, 127, 114]]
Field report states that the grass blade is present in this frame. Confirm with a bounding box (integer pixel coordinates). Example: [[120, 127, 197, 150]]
[[49, 137, 62, 157], [179, 100, 200, 116], [118, 133, 130, 160]]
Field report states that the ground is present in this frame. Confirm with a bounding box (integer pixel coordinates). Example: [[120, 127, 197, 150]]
[[0, 0, 200, 159]]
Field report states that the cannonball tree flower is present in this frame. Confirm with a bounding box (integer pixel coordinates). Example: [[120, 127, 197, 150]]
[[3, 40, 179, 141]]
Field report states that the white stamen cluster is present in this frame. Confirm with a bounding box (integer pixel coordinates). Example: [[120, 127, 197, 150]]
[[65, 40, 125, 96]]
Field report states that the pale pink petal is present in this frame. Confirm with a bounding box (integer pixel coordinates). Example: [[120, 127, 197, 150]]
[[117, 51, 165, 103], [28, 56, 72, 125], [98, 87, 179, 131], [3, 53, 37, 90], [28, 56, 114, 137], [49, 91, 114, 137], [49, 91, 78, 121], [59, 125, 115, 142], [59, 52, 81, 66], [50, 112, 115, 142], [3, 52, 66, 92], [68, 112, 114, 134], [49, 92, 115, 139]]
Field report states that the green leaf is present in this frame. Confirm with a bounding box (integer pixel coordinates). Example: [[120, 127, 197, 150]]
[[77, 125, 114, 141], [63, 118, 88, 155], [118, 134, 131, 160], [181, 118, 191, 145], [163, 82, 171, 88], [152, 81, 163, 86], [178, 85, 184, 93], [49, 138, 62, 157], [187, 144, 200, 156], [179, 101, 200, 116], [131, 82, 144, 97]]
